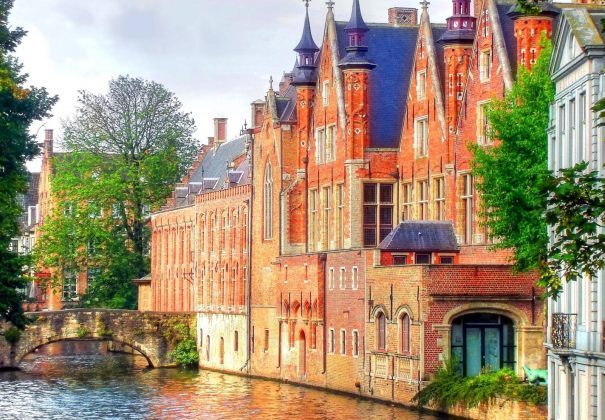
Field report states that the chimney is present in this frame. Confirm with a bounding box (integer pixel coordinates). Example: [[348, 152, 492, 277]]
[[43, 129, 54, 159], [388, 7, 418, 25], [213, 118, 227, 145], [250, 100, 265, 129]]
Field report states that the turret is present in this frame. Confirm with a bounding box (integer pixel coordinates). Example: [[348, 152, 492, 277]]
[[339, 0, 375, 158], [508, 1, 559, 70], [292, 1, 319, 87], [440, 0, 476, 43]]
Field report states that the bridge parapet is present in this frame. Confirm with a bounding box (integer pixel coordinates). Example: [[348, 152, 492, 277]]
[[0, 309, 196, 369]]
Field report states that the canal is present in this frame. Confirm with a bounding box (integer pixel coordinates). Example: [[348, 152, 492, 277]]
[[0, 341, 443, 419]]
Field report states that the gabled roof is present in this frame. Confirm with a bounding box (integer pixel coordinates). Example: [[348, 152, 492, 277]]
[[189, 135, 247, 185], [335, 22, 419, 148], [379, 221, 459, 252], [275, 84, 297, 122]]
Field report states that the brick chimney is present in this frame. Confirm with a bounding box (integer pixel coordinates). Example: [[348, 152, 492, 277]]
[[388, 7, 418, 25], [43, 129, 53, 159], [213, 118, 227, 145], [250, 100, 265, 129]]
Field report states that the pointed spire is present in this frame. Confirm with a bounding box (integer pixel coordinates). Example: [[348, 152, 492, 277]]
[[294, 2, 319, 54], [345, 0, 369, 32], [293, 1, 319, 87], [339, 0, 375, 71]]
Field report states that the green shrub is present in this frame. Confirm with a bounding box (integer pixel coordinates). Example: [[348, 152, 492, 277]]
[[413, 358, 547, 409], [76, 326, 90, 338], [170, 337, 199, 368], [3, 326, 21, 344]]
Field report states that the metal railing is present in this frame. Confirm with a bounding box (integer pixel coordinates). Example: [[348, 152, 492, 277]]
[[551, 313, 577, 350]]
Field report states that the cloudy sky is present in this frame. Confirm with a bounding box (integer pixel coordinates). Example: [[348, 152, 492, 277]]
[[12, 0, 451, 170]]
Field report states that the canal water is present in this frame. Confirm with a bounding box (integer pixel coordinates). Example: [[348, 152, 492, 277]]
[[0, 341, 442, 419]]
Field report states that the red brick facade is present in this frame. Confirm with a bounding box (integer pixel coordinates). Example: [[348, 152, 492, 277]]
[[143, 0, 560, 410]]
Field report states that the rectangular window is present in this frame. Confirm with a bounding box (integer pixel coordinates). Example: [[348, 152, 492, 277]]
[[316, 128, 326, 164], [62, 271, 77, 301], [322, 80, 330, 107], [326, 125, 336, 162], [393, 255, 408, 265], [477, 102, 492, 145], [340, 329, 346, 355], [417, 180, 429, 220], [363, 183, 394, 247], [434, 177, 445, 220], [415, 253, 431, 264], [579, 93, 586, 162], [402, 183, 413, 221], [352, 330, 359, 357], [482, 10, 490, 37], [440, 256, 454, 264], [415, 118, 429, 157], [417, 70, 427, 100], [462, 174, 474, 244], [479, 50, 491, 82], [329, 329, 335, 353], [309, 189, 318, 251], [322, 186, 332, 250], [328, 268, 335, 290], [264, 329, 269, 352], [568, 99, 576, 167], [339, 267, 346, 290], [558, 105, 566, 171], [351, 266, 359, 290], [336, 184, 345, 249], [86, 268, 100, 287]]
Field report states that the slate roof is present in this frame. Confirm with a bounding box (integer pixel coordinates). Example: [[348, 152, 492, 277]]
[[189, 135, 248, 186], [496, 0, 519, 75], [19, 172, 39, 231], [432, 24, 448, 98], [379, 221, 459, 252], [276, 84, 297, 122], [336, 22, 419, 148]]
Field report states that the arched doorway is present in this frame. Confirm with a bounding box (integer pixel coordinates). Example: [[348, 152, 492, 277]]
[[298, 330, 306, 377], [451, 313, 516, 376]]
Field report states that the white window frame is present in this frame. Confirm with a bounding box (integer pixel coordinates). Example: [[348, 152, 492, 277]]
[[351, 266, 359, 290], [322, 80, 330, 107], [477, 100, 492, 145], [328, 267, 335, 290], [479, 49, 491, 82], [329, 328, 335, 353], [416, 70, 427, 100], [352, 329, 359, 358], [415, 117, 429, 157], [340, 329, 346, 355]]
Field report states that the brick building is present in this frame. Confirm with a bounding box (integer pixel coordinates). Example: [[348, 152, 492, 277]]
[[149, 118, 252, 374], [141, 0, 598, 409]]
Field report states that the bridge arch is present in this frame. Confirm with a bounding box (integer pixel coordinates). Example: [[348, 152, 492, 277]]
[[0, 309, 196, 370]]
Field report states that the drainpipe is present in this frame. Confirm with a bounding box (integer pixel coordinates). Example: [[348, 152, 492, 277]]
[[321, 252, 327, 375], [245, 131, 254, 375]]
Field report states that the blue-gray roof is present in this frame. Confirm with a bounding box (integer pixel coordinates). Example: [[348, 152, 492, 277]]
[[379, 221, 459, 252], [189, 136, 247, 184], [336, 22, 419, 148]]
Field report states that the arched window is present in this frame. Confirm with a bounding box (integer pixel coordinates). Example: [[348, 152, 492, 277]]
[[376, 311, 386, 351], [263, 162, 273, 239], [400, 313, 410, 354]]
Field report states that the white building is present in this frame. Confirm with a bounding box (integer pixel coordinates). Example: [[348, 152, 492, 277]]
[[547, 6, 605, 420]]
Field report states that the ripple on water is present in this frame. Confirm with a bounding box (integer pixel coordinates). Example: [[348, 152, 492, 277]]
[[0, 341, 443, 420]]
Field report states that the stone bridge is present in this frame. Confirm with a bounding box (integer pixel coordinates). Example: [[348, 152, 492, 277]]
[[0, 309, 196, 369]]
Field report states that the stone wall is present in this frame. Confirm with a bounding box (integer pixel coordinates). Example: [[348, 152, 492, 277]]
[[444, 398, 547, 420], [0, 309, 195, 369]]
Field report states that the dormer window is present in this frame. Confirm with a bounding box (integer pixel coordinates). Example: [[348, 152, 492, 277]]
[[415, 253, 431, 264]]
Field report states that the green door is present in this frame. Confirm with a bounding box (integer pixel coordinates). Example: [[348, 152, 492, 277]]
[[465, 328, 482, 377], [484, 327, 501, 372]]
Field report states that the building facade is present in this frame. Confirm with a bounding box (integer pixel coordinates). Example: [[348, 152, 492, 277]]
[[547, 6, 605, 419], [142, 0, 603, 410]]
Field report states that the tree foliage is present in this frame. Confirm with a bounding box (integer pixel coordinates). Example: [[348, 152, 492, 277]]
[[0, 0, 57, 328], [35, 76, 197, 309], [470, 40, 554, 276]]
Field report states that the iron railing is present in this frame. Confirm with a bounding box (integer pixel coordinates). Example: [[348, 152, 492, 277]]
[[551, 313, 577, 350]]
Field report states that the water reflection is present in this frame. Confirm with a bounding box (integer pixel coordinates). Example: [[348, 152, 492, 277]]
[[0, 341, 442, 419]]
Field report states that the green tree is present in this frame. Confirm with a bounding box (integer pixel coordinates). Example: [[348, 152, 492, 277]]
[[0, 0, 57, 328], [470, 41, 553, 278], [35, 76, 197, 308]]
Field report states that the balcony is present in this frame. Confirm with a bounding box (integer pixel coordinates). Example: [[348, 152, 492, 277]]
[[551, 313, 576, 355]]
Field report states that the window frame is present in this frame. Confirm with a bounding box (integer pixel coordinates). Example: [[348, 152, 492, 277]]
[[415, 117, 429, 157]]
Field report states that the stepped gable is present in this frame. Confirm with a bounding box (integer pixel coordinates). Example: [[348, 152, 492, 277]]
[[379, 221, 459, 252], [335, 21, 419, 148]]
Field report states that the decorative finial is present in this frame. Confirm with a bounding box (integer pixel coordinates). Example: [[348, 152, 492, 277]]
[[420, 0, 430, 10], [326, 1, 335, 9], [303, 0, 311, 8], [243, 120, 248, 131], [269, 76, 274, 90]]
